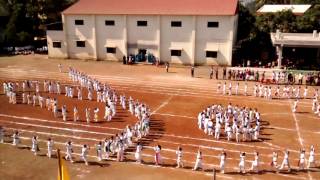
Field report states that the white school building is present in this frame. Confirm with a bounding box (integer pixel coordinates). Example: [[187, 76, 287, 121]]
[[46, 0, 238, 65]]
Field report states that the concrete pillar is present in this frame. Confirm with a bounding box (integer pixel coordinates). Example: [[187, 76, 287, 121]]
[[191, 16, 196, 65], [276, 45, 283, 69], [62, 14, 69, 59], [124, 15, 128, 57], [157, 15, 161, 61], [92, 15, 98, 60]]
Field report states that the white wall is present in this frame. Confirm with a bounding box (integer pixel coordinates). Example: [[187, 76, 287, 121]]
[[47, 14, 237, 65], [195, 16, 235, 65], [127, 15, 159, 57], [46, 30, 67, 58], [160, 16, 194, 64], [65, 15, 96, 59], [95, 15, 126, 61]]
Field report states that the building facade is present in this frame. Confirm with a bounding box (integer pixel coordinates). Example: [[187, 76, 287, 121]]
[[47, 0, 238, 65]]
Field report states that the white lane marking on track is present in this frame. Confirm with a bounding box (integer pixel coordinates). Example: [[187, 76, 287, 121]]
[[289, 100, 313, 180], [153, 112, 195, 119], [151, 95, 174, 115], [289, 100, 304, 147]]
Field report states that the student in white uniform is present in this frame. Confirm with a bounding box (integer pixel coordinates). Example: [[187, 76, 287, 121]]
[[31, 136, 39, 155], [292, 99, 298, 113], [303, 86, 308, 99], [239, 152, 246, 173], [47, 138, 54, 158], [220, 150, 227, 174], [94, 107, 99, 122], [81, 144, 90, 165], [85, 108, 91, 124], [12, 130, 20, 146], [214, 122, 221, 140], [117, 141, 125, 162], [193, 149, 203, 171], [0, 126, 4, 143], [279, 150, 291, 172], [154, 145, 162, 166], [222, 82, 226, 95], [135, 142, 142, 164], [271, 151, 279, 171], [65, 141, 74, 163], [298, 149, 306, 170], [235, 82, 239, 95], [307, 145, 316, 169], [62, 105, 67, 121], [250, 151, 259, 173], [226, 125, 232, 141], [96, 141, 103, 161], [176, 146, 184, 168]]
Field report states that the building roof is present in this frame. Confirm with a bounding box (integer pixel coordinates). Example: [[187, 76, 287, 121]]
[[271, 31, 320, 47], [63, 0, 238, 16], [257, 4, 312, 15]]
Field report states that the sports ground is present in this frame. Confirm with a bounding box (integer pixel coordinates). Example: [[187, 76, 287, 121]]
[[0, 55, 319, 180]]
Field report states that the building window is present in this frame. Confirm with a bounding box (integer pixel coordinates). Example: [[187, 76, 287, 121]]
[[75, 20, 84, 25], [105, 20, 115, 26], [206, 51, 218, 58], [76, 41, 85, 47], [52, 42, 61, 48], [171, 50, 181, 57], [171, 21, 182, 27], [207, 21, 219, 28], [137, 21, 147, 26], [106, 47, 116, 54]]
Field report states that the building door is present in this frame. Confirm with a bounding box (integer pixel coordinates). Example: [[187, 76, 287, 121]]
[[138, 49, 147, 61]]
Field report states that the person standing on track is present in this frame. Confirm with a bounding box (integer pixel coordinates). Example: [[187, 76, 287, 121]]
[[96, 141, 103, 161], [271, 151, 279, 171], [165, 62, 169, 73], [94, 107, 99, 122], [193, 149, 203, 171], [239, 152, 246, 174], [12, 130, 20, 146], [292, 99, 298, 113], [298, 149, 306, 170], [47, 138, 54, 158], [176, 146, 184, 168], [154, 145, 162, 166], [86, 108, 91, 124], [307, 145, 316, 169], [65, 141, 74, 163], [250, 151, 260, 173], [220, 150, 227, 174], [135, 142, 142, 164], [58, 63, 62, 73], [31, 136, 39, 156], [191, 66, 195, 78], [81, 144, 90, 165], [62, 105, 67, 121], [0, 126, 4, 143], [279, 149, 291, 172]]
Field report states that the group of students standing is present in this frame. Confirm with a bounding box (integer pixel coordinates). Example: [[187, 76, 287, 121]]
[[198, 103, 261, 142]]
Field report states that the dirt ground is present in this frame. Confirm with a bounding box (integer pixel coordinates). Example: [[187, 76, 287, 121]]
[[0, 55, 319, 180]]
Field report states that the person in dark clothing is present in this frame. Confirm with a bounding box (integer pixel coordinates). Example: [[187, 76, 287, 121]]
[[191, 66, 195, 77], [215, 68, 219, 79], [165, 62, 169, 73], [122, 56, 127, 64], [210, 66, 214, 79]]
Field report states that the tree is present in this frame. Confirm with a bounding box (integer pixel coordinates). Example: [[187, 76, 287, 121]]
[[1, 0, 76, 46]]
